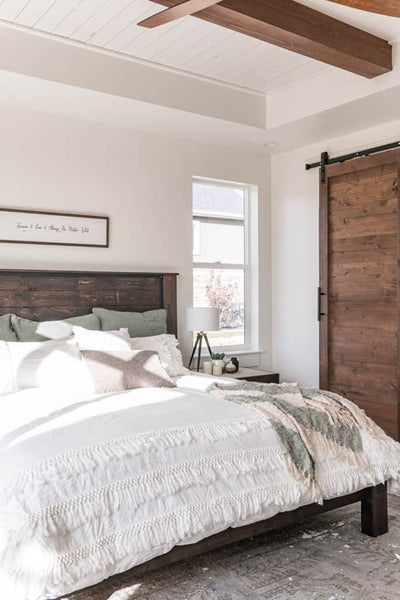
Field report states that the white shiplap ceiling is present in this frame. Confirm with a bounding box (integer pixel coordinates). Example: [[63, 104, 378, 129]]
[[1, 0, 400, 94]]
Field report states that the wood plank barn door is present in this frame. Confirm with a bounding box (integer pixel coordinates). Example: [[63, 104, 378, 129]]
[[319, 149, 400, 440]]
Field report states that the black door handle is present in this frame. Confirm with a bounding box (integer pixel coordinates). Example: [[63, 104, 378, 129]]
[[318, 287, 325, 322]]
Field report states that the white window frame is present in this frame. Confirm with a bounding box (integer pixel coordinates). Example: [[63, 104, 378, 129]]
[[192, 177, 251, 353]]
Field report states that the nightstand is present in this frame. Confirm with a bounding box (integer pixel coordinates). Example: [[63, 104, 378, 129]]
[[219, 368, 280, 384]]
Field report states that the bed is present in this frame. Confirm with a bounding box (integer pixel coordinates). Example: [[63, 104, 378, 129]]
[[0, 269, 399, 600]]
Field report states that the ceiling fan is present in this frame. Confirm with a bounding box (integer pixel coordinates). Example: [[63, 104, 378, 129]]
[[138, 0, 400, 28]]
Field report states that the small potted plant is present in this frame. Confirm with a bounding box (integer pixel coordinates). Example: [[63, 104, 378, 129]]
[[211, 352, 225, 376], [211, 352, 225, 367]]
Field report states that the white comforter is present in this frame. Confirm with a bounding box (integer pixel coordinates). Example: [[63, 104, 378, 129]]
[[0, 374, 399, 600]]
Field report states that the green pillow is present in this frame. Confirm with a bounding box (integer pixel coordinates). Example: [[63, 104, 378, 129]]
[[93, 307, 167, 337], [0, 314, 17, 341], [11, 313, 101, 342]]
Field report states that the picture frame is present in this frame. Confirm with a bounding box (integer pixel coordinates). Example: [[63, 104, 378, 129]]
[[0, 208, 109, 248]]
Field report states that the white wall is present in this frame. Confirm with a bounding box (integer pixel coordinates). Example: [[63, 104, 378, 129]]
[[0, 105, 271, 368], [271, 119, 400, 387]]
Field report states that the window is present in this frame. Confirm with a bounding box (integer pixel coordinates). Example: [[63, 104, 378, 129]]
[[193, 178, 249, 351]]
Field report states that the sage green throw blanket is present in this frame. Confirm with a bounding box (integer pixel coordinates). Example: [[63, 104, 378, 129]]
[[208, 381, 400, 494]]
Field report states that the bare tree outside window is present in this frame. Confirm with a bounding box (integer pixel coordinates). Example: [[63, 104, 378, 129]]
[[205, 270, 243, 329]]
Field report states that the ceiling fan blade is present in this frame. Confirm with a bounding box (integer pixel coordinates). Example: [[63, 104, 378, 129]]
[[327, 0, 400, 17], [138, 0, 221, 28]]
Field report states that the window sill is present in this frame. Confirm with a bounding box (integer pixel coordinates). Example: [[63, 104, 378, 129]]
[[200, 349, 264, 357]]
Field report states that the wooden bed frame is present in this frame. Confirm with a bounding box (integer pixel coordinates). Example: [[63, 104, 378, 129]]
[[0, 268, 389, 593], [0, 269, 178, 335]]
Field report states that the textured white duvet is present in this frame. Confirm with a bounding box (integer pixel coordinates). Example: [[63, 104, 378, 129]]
[[0, 374, 399, 600]]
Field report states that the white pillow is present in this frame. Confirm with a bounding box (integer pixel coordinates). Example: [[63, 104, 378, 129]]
[[129, 334, 188, 377], [7, 338, 91, 390], [72, 326, 131, 351], [0, 341, 15, 395]]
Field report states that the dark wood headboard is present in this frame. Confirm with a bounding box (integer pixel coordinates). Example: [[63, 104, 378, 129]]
[[0, 270, 178, 336]]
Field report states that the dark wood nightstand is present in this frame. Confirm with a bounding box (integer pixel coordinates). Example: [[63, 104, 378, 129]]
[[219, 368, 280, 384]]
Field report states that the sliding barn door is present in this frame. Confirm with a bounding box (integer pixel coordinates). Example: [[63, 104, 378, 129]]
[[319, 149, 400, 440]]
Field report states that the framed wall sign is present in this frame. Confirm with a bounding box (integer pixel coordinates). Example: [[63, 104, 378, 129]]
[[0, 208, 109, 248]]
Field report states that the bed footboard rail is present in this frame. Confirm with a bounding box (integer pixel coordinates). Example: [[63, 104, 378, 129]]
[[53, 484, 388, 599]]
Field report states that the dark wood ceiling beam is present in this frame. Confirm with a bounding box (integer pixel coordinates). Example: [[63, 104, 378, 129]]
[[149, 0, 392, 78], [327, 0, 400, 18], [139, 0, 220, 28]]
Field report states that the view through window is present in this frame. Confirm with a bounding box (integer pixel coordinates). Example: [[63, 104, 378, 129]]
[[193, 179, 248, 349]]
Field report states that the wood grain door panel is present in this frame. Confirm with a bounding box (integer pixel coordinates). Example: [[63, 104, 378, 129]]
[[329, 184, 398, 219], [329, 302, 397, 366], [320, 149, 400, 439]]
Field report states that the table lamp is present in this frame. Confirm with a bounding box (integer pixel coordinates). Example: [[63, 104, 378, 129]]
[[186, 307, 219, 371]]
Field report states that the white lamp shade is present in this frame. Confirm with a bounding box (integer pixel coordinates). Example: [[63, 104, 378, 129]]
[[186, 307, 219, 332]]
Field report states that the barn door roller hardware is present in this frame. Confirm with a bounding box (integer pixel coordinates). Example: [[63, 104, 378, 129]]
[[306, 140, 400, 184]]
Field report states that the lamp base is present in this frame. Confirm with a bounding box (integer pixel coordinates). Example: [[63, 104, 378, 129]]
[[188, 332, 213, 371]]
